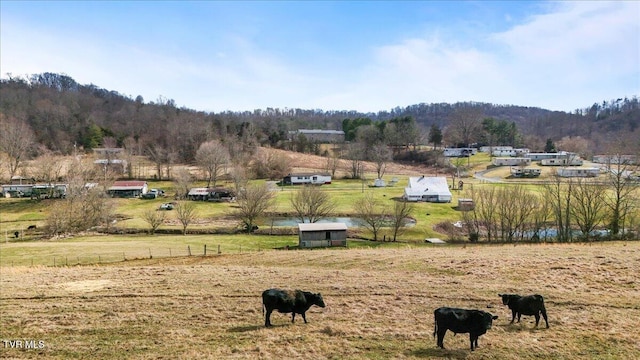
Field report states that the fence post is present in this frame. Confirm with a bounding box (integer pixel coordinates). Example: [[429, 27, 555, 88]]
[[204, 244, 207, 256], [218, 244, 221, 255], [188, 245, 191, 256], [53, 256, 56, 267], [149, 248, 152, 259]]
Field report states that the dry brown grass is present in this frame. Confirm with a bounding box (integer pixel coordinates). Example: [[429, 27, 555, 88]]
[[1, 242, 640, 359]]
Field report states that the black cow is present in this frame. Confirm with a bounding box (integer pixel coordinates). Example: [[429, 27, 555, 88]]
[[499, 293, 549, 328], [433, 307, 498, 351], [262, 288, 326, 327]]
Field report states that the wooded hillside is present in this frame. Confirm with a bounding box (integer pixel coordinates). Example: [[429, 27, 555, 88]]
[[1, 72, 638, 162]]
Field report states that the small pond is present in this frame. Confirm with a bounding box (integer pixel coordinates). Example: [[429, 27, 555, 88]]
[[265, 217, 416, 228]]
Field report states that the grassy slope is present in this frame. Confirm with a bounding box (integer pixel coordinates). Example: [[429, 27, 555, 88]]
[[1, 242, 639, 359]]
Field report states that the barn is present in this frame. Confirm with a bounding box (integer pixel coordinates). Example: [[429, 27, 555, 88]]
[[298, 223, 347, 248], [108, 181, 148, 198]]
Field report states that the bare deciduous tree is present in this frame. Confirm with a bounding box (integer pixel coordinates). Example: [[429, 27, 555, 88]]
[[347, 142, 365, 179], [172, 167, 193, 200], [570, 178, 607, 240], [146, 144, 167, 180], [45, 158, 115, 236], [353, 192, 388, 241], [290, 185, 336, 223], [236, 182, 276, 233], [250, 149, 290, 180], [0, 114, 35, 179], [31, 148, 64, 198], [195, 139, 230, 187], [389, 200, 414, 242], [175, 201, 198, 235], [142, 209, 166, 234], [370, 143, 393, 180], [543, 175, 574, 242], [601, 145, 640, 236]]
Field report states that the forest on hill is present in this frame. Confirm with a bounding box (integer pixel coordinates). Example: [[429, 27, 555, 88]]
[[1, 72, 639, 167]]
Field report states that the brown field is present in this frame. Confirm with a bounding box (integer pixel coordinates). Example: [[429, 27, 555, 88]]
[[1, 242, 640, 359]]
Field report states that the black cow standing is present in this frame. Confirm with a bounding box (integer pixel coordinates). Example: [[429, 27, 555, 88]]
[[433, 307, 498, 351], [262, 288, 326, 327], [499, 293, 549, 328]]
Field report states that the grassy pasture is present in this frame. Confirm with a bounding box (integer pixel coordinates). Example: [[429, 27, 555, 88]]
[[1, 176, 469, 242], [1, 242, 639, 359]]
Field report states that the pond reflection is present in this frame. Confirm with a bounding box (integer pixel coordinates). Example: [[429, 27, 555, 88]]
[[266, 217, 416, 228]]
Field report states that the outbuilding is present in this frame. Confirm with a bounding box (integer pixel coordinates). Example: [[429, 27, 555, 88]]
[[298, 222, 347, 248], [108, 181, 148, 198], [403, 176, 452, 203]]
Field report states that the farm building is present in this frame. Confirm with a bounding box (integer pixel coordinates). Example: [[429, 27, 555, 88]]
[[492, 157, 531, 166], [282, 173, 332, 185], [187, 187, 235, 201], [403, 176, 452, 203], [108, 181, 148, 198], [556, 167, 600, 177], [510, 167, 542, 178], [288, 129, 345, 143], [298, 222, 348, 248]]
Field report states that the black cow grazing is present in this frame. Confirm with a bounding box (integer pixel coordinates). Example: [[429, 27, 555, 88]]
[[27, 225, 37, 230], [499, 293, 549, 328], [433, 307, 498, 351], [262, 288, 326, 327]]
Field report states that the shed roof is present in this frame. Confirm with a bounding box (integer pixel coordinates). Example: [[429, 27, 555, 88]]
[[109, 181, 146, 191], [298, 223, 348, 231]]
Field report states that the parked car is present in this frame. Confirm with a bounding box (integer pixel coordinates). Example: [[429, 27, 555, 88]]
[[159, 202, 175, 210], [149, 188, 165, 197]]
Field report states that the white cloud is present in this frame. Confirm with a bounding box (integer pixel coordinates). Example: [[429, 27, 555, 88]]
[[2, 2, 638, 113]]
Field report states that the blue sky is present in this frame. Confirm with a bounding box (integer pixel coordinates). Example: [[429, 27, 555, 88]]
[[1, 1, 638, 113]]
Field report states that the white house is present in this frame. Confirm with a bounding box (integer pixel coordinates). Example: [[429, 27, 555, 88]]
[[403, 176, 452, 203]]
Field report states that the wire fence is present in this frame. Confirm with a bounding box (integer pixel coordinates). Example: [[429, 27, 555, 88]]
[[0, 243, 272, 267]]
